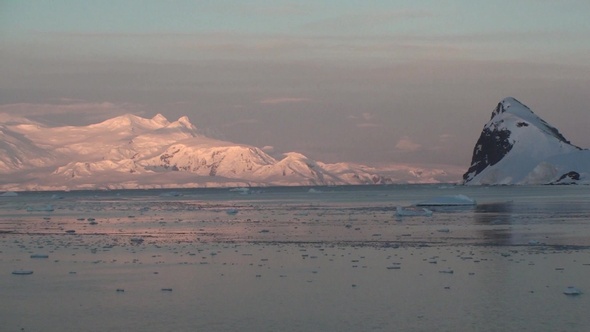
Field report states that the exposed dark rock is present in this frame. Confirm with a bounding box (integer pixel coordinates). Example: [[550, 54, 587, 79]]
[[550, 171, 581, 185], [463, 127, 513, 182]]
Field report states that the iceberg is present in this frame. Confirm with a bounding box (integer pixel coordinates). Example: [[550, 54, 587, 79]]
[[0, 191, 18, 197], [416, 194, 476, 206], [563, 286, 582, 296], [395, 206, 433, 217]]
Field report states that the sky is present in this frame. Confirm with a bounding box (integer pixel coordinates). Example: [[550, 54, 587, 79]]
[[1, 0, 590, 171]]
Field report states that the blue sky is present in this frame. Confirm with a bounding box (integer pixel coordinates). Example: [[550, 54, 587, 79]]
[[1, 0, 590, 169]]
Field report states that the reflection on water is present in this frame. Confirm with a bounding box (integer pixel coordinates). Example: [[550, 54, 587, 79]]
[[475, 202, 514, 225]]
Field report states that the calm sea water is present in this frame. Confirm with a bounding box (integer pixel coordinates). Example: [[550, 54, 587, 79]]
[[1, 185, 589, 331]]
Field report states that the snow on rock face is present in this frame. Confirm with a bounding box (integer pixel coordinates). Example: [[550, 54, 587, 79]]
[[463, 97, 589, 185], [1, 113, 427, 190]]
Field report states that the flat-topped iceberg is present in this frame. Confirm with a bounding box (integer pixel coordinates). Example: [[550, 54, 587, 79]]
[[395, 206, 433, 217], [416, 194, 476, 206]]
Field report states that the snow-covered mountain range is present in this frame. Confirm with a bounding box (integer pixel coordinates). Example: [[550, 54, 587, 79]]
[[0, 113, 457, 191], [463, 97, 590, 185]]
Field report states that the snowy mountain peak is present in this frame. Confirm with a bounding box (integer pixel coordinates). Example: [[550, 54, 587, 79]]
[[491, 97, 533, 120], [92, 113, 168, 131], [174, 116, 196, 130], [464, 98, 589, 185], [151, 114, 170, 126]]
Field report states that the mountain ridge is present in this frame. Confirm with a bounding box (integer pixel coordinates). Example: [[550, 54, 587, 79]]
[[0, 113, 458, 191]]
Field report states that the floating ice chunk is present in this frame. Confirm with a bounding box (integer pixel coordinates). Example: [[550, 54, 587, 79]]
[[308, 188, 322, 194], [563, 286, 582, 296], [51, 194, 64, 199], [30, 254, 49, 259], [26, 205, 55, 212], [159, 191, 182, 197], [226, 208, 239, 215], [161, 288, 173, 292], [395, 206, 433, 217], [417, 194, 476, 206], [229, 187, 250, 194], [130, 237, 144, 243], [12, 270, 34, 275], [439, 269, 454, 274], [0, 191, 18, 197]]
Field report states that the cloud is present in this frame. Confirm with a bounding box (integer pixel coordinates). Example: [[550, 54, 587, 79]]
[[0, 100, 144, 125], [259, 97, 311, 105], [262, 145, 275, 153], [348, 112, 380, 128], [395, 136, 422, 152]]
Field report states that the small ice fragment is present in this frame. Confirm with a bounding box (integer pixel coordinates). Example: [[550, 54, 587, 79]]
[[259, 229, 270, 233], [30, 254, 49, 259], [65, 230, 76, 234], [308, 188, 322, 194], [439, 269, 454, 274], [161, 288, 173, 292], [563, 286, 582, 296], [437, 228, 450, 233], [12, 270, 34, 275], [116, 289, 125, 292], [226, 208, 239, 215], [130, 237, 144, 243]]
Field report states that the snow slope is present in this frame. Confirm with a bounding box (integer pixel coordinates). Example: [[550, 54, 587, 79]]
[[0, 113, 457, 191], [463, 97, 589, 185]]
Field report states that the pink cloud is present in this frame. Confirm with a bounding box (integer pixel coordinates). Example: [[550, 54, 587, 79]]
[[395, 136, 422, 152]]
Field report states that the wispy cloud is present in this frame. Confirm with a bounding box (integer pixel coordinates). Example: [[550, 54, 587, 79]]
[[348, 112, 380, 128], [395, 136, 422, 152], [259, 97, 311, 105]]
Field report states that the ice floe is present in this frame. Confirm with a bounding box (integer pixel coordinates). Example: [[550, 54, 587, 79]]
[[563, 286, 582, 296], [12, 270, 34, 275], [0, 191, 18, 197]]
